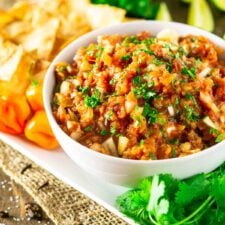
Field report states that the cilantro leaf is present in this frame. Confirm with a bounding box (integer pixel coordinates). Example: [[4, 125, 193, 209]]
[[132, 76, 142, 86], [215, 133, 224, 143], [181, 67, 196, 80], [175, 174, 210, 207], [142, 103, 158, 124], [185, 92, 198, 106], [147, 174, 178, 224], [78, 86, 90, 95], [116, 178, 152, 225], [184, 105, 200, 122], [133, 84, 156, 100], [121, 54, 132, 61], [210, 173, 225, 209], [147, 175, 169, 223], [84, 89, 101, 108]]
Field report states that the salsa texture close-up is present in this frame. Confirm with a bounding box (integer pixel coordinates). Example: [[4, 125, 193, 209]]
[[52, 30, 225, 160]]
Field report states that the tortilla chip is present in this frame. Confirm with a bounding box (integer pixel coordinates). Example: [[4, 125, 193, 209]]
[[8, 1, 31, 20], [5, 21, 30, 39], [0, 50, 31, 96], [21, 19, 59, 59], [0, 42, 23, 81], [70, 0, 90, 12], [37, 0, 69, 14], [0, 11, 14, 27], [85, 4, 126, 29]]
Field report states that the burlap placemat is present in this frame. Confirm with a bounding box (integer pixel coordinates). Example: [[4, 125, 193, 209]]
[[0, 141, 128, 225]]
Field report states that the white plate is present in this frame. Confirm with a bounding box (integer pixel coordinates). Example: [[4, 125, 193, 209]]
[[0, 132, 135, 224]]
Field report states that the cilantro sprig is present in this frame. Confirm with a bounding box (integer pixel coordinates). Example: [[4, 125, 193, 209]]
[[116, 162, 225, 225]]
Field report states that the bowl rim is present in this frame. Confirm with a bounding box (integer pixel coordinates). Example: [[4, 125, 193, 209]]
[[44, 20, 225, 165]]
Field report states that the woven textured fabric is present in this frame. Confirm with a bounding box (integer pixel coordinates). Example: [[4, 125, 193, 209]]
[[0, 141, 128, 225]]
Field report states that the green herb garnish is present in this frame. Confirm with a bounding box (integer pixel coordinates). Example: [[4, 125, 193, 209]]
[[185, 92, 198, 106], [78, 86, 90, 95], [142, 103, 158, 124], [140, 139, 145, 146], [209, 127, 219, 135], [121, 54, 132, 61], [116, 162, 225, 225], [184, 105, 200, 122], [57, 65, 67, 73], [153, 57, 164, 66], [133, 83, 156, 100], [215, 133, 224, 143], [123, 36, 141, 45], [96, 46, 104, 58], [100, 129, 108, 136], [174, 97, 180, 108], [132, 76, 142, 86], [84, 125, 93, 132], [181, 67, 196, 80], [110, 126, 117, 135], [153, 58, 172, 72], [31, 79, 39, 86], [175, 47, 186, 59], [166, 62, 172, 72], [84, 89, 101, 108], [209, 128, 224, 143], [142, 37, 156, 47], [142, 49, 154, 55]]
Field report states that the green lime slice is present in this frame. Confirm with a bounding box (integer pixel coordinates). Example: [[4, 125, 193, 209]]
[[188, 0, 214, 32], [156, 2, 172, 21], [211, 0, 225, 11]]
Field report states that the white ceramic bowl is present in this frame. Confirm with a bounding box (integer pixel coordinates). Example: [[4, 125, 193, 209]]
[[44, 21, 225, 187]]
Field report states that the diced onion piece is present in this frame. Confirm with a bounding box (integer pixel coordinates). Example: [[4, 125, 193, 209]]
[[118, 136, 129, 155], [102, 137, 118, 156], [125, 100, 136, 114], [180, 142, 191, 152], [220, 116, 225, 123], [66, 121, 75, 130], [70, 131, 83, 140], [200, 91, 219, 114], [156, 28, 179, 43], [167, 105, 175, 116], [104, 44, 114, 54], [60, 81, 70, 95], [203, 116, 218, 129], [199, 67, 211, 77], [166, 126, 176, 134], [72, 79, 81, 87]]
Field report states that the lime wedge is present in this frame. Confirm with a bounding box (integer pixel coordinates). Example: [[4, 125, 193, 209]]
[[211, 0, 225, 11], [156, 2, 172, 21], [188, 0, 214, 32]]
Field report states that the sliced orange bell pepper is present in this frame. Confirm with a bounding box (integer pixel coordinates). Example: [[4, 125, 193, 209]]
[[0, 95, 31, 134], [24, 110, 59, 149], [26, 81, 44, 111]]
